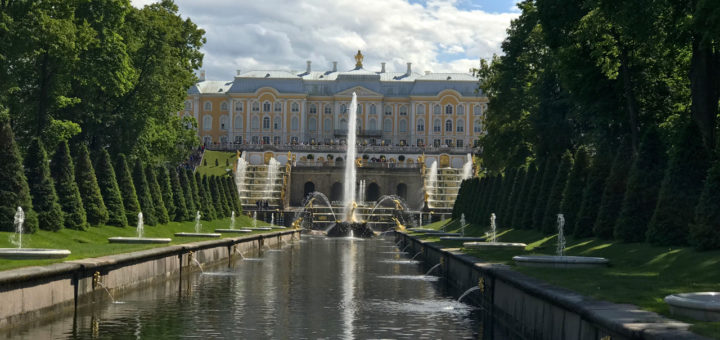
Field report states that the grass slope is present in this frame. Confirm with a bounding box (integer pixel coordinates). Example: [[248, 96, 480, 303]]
[[196, 151, 236, 176]]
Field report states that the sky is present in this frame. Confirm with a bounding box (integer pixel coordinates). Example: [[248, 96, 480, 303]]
[[130, 0, 519, 80]]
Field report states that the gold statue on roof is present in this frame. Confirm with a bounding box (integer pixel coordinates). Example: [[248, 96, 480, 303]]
[[355, 50, 363, 68]]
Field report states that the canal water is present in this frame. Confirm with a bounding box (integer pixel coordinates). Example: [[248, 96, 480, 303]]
[[7, 235, 486, 339]]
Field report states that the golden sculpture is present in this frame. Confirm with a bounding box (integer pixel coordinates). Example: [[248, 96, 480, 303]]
[[355, 157, 362, 167], [424, 191, 429, 203], [391, 217, 406, 232], [347, 201, 358, 222], [355, 50, 363, 68]]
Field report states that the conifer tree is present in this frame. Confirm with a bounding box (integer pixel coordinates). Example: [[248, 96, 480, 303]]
[[614, 129, 666, 242], [24, 139, 64, 231], [158, 167, 176, 221], [189, 170, 202, 216], [532, 158, 558, 230], [452, 179, 469, 219], [227, 176, 243, 214], [198, 173, 216, 220], [521, 159, 546, 229], [487, 174, 504, 222], [115, 154, 141, 226], [216, 176, 232, 217], [220, 176, 235, 216], [468, 177, 486, 224], [133, 159, 157, 226], [170, 168, 188, 222], [541, 151, 573, 234], [0, 120, 39, 233], [647, 122, 710, 245], [559, 148, 589, 233], [497, 168, 518, 227], [209, 176, 224, 218], [145, 165, 169, 224], [478, 175, 497, 223], [74, 145, 108, 226], [690, 160, 720, 250], [94, 149, 127, 227], [512, 163, 536, 229], [179, 169, 196, 220], [573, 145, 614, 238], [593, 142, 633, 239], [50, 141, 87, 230]]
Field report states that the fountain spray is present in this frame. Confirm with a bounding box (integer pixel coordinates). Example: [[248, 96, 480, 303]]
[[11, 207, 24, 249], [195, 211, 202, 233], [489, 213, 496, 243], [343, 92, 358, 222], [137, 212, 144, 238], [556, 214, 566, 256]]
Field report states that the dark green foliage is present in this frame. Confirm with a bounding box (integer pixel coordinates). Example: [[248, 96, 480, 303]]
[[132, 159, 157, 226], [497, 168, 518, 227], [93, 149, 127, 227], [690, 160, 720, 250], [204, 159, 207, 166], [208, 176, 225, 218], [468, 177, 486, 224], [452, 179, 470, 219], [216, 176, 232, 217], [0, 121, 39, 233], [593, 142, 634, 239], [614, 129, 666, 242], [488, 174, 504, 221], [573, 146, 614, 238], [541, 151, 573, 234], [24, 139, 64, 231], [115, 155, 141, 226], [50, 141, 87, 230], [503, 167, 525, 228], [215, 158, 219, 166], [179, 169, 196, 220], [512, 163, 536, 228], [189, 170, 202, 216], [197, 173, 216, 220], [521, 160, 546, 229], [647, 123, 710, 246], [226, 177, 242, 214], [157, 167, 176, 222], [559, 148, 589, 233], [145, 165, 169, 224], [532, 158, 559, 231], [225, 158, 229, 167], [74, 145, 108, 226], [219, 177, 235, 216], [169, 168, 188, 222]]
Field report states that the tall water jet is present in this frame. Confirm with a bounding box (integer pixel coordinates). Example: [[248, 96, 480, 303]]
[[460, 213, 467, 237], [343, 92, 358, 222], [230, 211, 236, 230], [461, 153, 473, 180], [109, 212, 171, 243], [265, 158, 281, 198], [556, 213, 565, 256], [1, 207, 72, 259], [235, 157, 248, 194], [489, 213, 496, 243], [9, 207, 24, 249], [195, 211, 202, 233], [137, 212, 144, 238], [252, 211, 257, 228], [175, 210, 220, 238], [426, 161, 438, 208]]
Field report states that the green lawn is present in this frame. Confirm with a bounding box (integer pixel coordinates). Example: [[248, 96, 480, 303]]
[[196, 150, 236, 176], [414, 218, 720, 338], [0, 213, 279, 272]]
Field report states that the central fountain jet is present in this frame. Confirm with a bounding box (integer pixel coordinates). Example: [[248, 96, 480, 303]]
[[326, 92, 374, 238]]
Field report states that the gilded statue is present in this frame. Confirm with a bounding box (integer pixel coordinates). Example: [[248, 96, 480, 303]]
[[355, 50, 363, 68]]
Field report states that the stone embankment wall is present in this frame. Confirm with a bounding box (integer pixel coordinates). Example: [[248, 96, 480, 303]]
[[0, 230, 299, 329], [395, 232, 705, 340]]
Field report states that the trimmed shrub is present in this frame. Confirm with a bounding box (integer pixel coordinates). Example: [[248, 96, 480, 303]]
[[51, 141, 87, 230], [532, 158, 559, 231], [541, 151, 573, 234], [209, 176, 226, 218], [145, 165, 169, 224], [647, 122, 710, 246], [180, 169, 196, 219], [24, 139, 64, 231], [512, 163, 536, 229], [573, 145, 614, 238], [503, 167, 525, 228], [189, 170, 202, 216], [158, 167, 176, 222], [170, 168, 188, 222], [0, 120, 39, 233], [614, 129, 666, 242], [132, 159, 157, 226], [115, 154, 141, 226], [521, 159, 547, 229], [559, 148, 589, 233], [227, 177, 243, 214], [94, 149, 127, 227], [690, 159, 720, 250], [198, 173, 216, 220], [497, 168, 518, 227], [74, 145, 108, 226], [593, 142, 633, 239]]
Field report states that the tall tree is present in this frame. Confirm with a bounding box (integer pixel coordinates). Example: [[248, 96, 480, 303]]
[[197, 173, 216, 221], [94, 148, 127, 227], [521, 159, 547, 229], [169, 167, 188, 222], [74, 144, 108, 226], [115, 154, 140, 226], [593, 141, 633, 239], [179, 169, 196, 220], [0, 118, 40, 233], [132, 159, 156, 226], [559, 147, 589, 232], [541, 151, 573, 234], [145, 165, 169, 224], [50, 141, 87, 230], [573, 145, 613, 238], [532, 157, 559, 231], [157, 167, 176, 222], [24, 139, 64, 231], [512, 163, 536, 228], [690, 159, 720, 250]]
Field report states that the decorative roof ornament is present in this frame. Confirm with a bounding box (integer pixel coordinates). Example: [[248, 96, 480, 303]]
[[354, 50, 363, 69]]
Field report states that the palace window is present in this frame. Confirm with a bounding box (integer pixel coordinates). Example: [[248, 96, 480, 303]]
[[308, 117, 317, 131], [457, 139, 464, 147], [252, 102, 260, 112], [234, 136, 242, 144], [263, 101, 271, 112], [202, 115, 212, 130], [324, 118, 332, 132], [416, 118, 425, 132], [474, 105, 482, 115], [340, 104, 347, 113], [458, 105, 464, 115], [433, 119, 441, 132], [370, 104, 376, 115], [291, 102, 299, 112], [220, 136, 228, 144], [184, 101, 192, 110], [220, 115, 228, 130], [383, 118, 392, 132], [235, 101, 243, 112], [474, 119, 482, 133], [204, 102, 212, 111], [234, 115, 243, 129], [445, 119, 453, 132], [252, 136, 259, 144], [220, 101, 228, 111], [263, 116, 270, 129], [457, 119, 464, 132], [324, 106, 332, 114], [445, 104, 453, 115], [357, 104, 362, 114], [433, 139, 441, 147], [417, 138, 424, 146], [273, 136, 281, 145], [399, 105, 407, 116], [291, 117, 299, 131], [309, 104, 317, 114], [369, 118, 377, 130], [434, 104, 441, 115], [262, 136, 270, 145], [203, 136, 212, 145], [399, 119, 407, 132], [417, 104, 425, 115], [251, 116, 259, 130], [275, 102, 282, 112], [445, 139, 453, 147], [274, 117, 281, 130], [384, 105, 392, 116]]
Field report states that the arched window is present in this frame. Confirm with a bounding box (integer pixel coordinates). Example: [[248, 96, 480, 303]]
[[417, 104, 425, 115], [456, 119, 464, 132], [184, 101, 192, 110], [234, 115, 243, 130], [220, 101, 228, 111], [370, 104, 376, 115], [202, 115, 212, 130], [262, 116, 270, 129], [356, 104, 362, 114], [274, 116, 281, 130], [308, 117, 317, 131], [474, 105, 482, 115], [384, 105, 392, 116], [251, 116, 259, 130], [356, 118, 362, 132], [383, 118, 392, 132], [433, 119, 441, 132], [291, 117, 299, 131], [458, 104, 464, 115], [474, 119, 482, 133], [369, 118, 377, 130], [204, 102, 212, 111], [399, 119, 407, 132], [445, 104, 453, 115], [220, 115, 228, 130], [274, 102, 282, 112], [324, 105, 332, 114], [309, 104, 317, 114], [291, 102, 299, 112], [399, 105, 407, 116], [252, 102, 259, 112], [416, 118, 425, 132], [340, 118, 348, 129], [263, 101, 271, 112], [445, 119, 453, 132], [340, 104, 347, 113], [434, 104, 441, 115], [235, 101, 243, 112], [324, 118, 332, 132]]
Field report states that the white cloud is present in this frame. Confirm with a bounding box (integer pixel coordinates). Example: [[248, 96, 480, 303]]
[[131, 0, 517, 80]]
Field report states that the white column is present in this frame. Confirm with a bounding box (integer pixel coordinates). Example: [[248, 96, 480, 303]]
[[282, 100, 288, 144], [410, 101, 415, 146], [301, 100, 307, 142], [394, 104, 398, 145], [228, 98, 234, 144]]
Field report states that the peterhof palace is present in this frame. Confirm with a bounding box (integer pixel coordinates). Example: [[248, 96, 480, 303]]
[[179, 51, 485, 219]]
